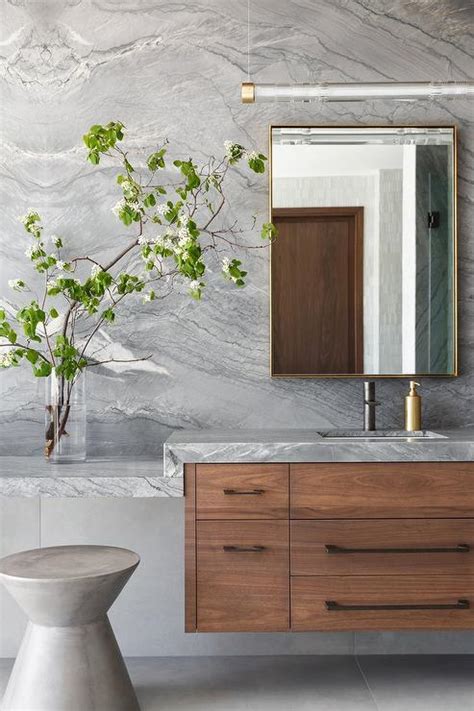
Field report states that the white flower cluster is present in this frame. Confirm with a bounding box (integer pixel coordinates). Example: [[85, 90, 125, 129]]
[[155, 203, 168, 216], [24, 245, 35, 259], [223, 141, 258, 163], [221, 257, 231, 274], [90, 264, 102, 277], [55, 260, 66, 272], [50, 235, 62, 248], [224, 140, 235, 158], [112, 198, 126, 216], [0, 351, 17, 368], [8, 279, 25, 291], [189, 280, 201, 291], [17, 209, 37, 226]]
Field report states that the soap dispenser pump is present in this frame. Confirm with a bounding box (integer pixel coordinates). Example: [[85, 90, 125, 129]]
[[405, 381, 422, 432]]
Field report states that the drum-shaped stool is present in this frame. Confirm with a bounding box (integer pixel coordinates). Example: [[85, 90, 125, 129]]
[[0, 545, 140, 711]]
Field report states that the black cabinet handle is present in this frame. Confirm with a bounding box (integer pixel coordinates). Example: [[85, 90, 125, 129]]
[[325, 599, 470, 612], [223, 545, 266, 553], [325, 543, 470, 555], [223, 488, 265, 496]]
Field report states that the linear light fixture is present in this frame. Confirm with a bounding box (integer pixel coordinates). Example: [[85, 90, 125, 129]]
[[241, 81, 474, 103]]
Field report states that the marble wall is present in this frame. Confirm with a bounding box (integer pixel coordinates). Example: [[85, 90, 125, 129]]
[[1, 0, 473, 453]]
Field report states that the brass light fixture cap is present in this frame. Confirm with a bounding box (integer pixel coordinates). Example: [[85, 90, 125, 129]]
[[241, 81, 256, 103]]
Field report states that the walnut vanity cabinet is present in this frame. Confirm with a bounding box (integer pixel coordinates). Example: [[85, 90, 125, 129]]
[[185, 462, 474, 633]]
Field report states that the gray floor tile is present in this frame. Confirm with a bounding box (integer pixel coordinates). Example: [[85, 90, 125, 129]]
[[357, 654, 474, 711], [0, 656, 375, 711], [127, 656, 377, 711]]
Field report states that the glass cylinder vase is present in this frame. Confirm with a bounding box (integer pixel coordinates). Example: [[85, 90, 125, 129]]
[[45, 370, 86, 463]]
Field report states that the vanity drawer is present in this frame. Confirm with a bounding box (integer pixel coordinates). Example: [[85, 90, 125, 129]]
[[196, 520, 289, 631], [291, 575, 474, 631], [291, 520, 474, 576], [290, 463, 474, 519], [196, 464, 289, 519]]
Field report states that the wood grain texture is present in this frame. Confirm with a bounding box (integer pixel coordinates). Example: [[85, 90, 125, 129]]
[[196, 464, 289, 520], [290, 463, 474, 519], [184, 463, 197, 632], [291, 575, 474, 631], [271, 207, 364, 375], [196, 520, 289, 632], [291, 519, 474, 576]]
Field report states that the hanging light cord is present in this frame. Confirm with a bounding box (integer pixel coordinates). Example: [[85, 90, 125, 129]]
[[247, 0, 250, 81]]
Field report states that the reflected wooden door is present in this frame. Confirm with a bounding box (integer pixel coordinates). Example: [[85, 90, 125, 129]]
[[271, 207, 363, 375]]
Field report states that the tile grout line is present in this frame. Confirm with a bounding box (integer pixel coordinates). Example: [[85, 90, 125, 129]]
[[355, 654, 380, 711]]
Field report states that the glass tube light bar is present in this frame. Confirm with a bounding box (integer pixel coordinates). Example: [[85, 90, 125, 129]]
[[241, 81, 474, 103]]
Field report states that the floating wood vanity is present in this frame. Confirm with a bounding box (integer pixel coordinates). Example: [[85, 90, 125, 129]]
[[184, 461, 474, 633]]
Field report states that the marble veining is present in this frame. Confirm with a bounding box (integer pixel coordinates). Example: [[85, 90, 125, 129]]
[[0, 457, 182, 497], [0, 1, 473, 457]]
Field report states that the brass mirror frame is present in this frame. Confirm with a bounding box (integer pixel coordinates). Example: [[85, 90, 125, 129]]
[[269, 124, 458, 379]]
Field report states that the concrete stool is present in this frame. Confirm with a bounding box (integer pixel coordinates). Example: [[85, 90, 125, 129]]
[[0, 545, 140, 711]]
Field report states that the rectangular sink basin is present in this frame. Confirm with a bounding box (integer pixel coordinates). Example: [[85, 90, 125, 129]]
[[318, 430, 446, 440]]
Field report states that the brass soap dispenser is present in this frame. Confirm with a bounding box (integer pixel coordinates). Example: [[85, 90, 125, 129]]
[[405, 381, 422, 432]]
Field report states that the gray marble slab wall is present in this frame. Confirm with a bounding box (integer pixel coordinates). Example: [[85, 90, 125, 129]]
[[0, 0, 473, 453]]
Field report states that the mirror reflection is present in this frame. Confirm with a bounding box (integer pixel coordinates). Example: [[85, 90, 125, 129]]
[[271, 126, 456, 377]]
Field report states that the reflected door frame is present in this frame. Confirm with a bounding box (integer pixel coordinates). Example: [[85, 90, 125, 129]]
[[271, 206, 364, 376]]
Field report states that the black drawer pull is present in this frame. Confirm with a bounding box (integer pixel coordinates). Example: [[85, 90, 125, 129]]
[[223, 488, 265, 496], [223, 545, 266, 553], [325, 599, 470, 612], [325, 543, 470, 555]]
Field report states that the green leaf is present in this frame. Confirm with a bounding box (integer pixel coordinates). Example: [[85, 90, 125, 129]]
[[49, 308, 59, 318], [33, 360, 52, 377], [26, 349, 39, 364], [261, 222, 277, 240]]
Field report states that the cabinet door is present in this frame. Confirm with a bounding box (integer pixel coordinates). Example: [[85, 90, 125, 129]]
[[291, 463, 474, 519], [196, 520, 289, 632], [291, 575, 474, 631], [291, 519, 474, 576], [196, 464, 289, 519]]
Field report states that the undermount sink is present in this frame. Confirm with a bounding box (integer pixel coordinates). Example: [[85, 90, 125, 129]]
[[318, 430, 447, 440]]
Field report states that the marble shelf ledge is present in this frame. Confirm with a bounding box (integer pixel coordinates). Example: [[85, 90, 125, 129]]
[[163, 427, 474, 479], [0, 457, 182, 497]]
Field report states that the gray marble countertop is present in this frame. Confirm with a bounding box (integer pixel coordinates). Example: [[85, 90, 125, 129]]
[[4, 428, 474, 498], [0, 457, 182, 497], [163, 428, 474, 479]]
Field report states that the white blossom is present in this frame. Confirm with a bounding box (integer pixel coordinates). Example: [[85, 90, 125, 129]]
[[90, 264, 102, 277], [245, 150, 258, 161], [24, 245, 35, 259], [221, 257, 231, 274], [50, 235, 62, 247], [8, 279, 25, 291], [55, 260, 66, 272], [18, 209, 38, 225], [142, 290, 155, 303], [112, 198, 126, 216], [138, 235, 151, 246], [189, 280, 201, 291], [179, 214, 190, 227], [47, 279, 58, 289], [0, 351, 17, 368], [155, 203, 168, 216]]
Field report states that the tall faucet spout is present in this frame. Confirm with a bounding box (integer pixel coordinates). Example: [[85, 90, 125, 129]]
[[364, 381, 380, 431]]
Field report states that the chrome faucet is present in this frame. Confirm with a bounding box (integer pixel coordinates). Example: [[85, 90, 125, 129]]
[[364, 381, 380, 431]]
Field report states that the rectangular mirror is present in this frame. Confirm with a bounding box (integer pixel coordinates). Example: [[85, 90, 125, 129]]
[[270, 126, 457, 377]]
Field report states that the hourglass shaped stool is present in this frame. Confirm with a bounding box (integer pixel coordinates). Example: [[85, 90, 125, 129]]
[[0, 545, 140, 711]]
